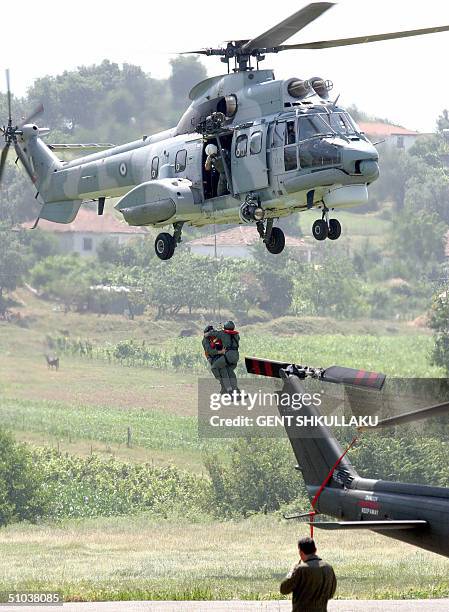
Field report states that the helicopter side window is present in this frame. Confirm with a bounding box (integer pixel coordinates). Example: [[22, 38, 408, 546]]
[[151, 156, 159, 179], [285, 120, 296, 145], [175, 149, 187, 173], [284, 146, 297, 171], [235, 134, 248, 158], [250, 131, 263, 155]]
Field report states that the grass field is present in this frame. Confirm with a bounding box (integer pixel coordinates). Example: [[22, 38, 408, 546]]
[[1, 292, 447, 602], [0, 514, 447, 601]]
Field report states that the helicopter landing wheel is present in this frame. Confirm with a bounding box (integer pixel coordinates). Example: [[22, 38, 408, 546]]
[[328, 218, 342, 240], [265, 226, 285, 254], [155, 232, 176, 260], [312, 219, 328, 241]]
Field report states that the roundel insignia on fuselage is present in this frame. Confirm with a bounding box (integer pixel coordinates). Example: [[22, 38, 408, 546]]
[[119, 162, 127, 177]]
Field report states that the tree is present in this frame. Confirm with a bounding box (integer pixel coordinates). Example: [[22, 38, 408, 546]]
[[0, 429, 49, 526], [169, 56, 207, 112], [0, 224, 26, 298], [429, 285, 449, 376], [292, 253, 367, 318], [437, 109, 449, 133], [204, 438, 307, 517]]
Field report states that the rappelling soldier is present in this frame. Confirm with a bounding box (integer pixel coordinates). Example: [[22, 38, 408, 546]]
[[210, 320, 241, 397], [202, 324, 229, 394]]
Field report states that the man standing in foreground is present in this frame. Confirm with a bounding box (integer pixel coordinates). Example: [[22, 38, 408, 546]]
[[280, 537, 336, 612]]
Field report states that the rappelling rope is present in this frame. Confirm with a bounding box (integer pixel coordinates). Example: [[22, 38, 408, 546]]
[[308, 435, 359, 538]]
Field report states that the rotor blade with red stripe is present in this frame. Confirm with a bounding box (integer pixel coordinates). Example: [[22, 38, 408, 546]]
[[322, 366, 386, 390], [245, 357, 290, 378]]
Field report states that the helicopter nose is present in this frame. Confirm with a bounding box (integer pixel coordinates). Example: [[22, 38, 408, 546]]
[[341, 141, 379, 181]]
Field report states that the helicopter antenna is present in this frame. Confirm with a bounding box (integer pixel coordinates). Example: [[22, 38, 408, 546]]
[[182, 3, 449, 72]]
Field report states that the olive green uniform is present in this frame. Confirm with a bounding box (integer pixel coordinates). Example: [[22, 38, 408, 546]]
[[280, 555, 337, 612], [202, 329, 228, 392], [210, 329, 240, 393]]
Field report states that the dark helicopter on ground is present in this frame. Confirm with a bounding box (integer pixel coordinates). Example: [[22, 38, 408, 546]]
[[2, 3, 449, 259], [246, 356, 449, 558]]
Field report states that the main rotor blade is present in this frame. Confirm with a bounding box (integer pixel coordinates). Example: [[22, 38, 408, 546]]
[[279, 24, 449, 50], [359, 400, 449, 431], [20, 103, 44, 127], [5, 69, 12, 123], [13, 142, 37, 183], [242, 2, 335, 51], [0, 143, 10, 183]]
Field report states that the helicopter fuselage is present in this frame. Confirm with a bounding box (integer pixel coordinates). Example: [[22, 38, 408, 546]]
[[20, 69, 379, 254]]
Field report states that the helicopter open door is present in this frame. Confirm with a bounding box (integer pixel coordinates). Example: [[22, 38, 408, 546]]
[[231, 123, 269, 194]]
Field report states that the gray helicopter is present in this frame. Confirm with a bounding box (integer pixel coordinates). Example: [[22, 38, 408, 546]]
[[2, 2, 449, 259]]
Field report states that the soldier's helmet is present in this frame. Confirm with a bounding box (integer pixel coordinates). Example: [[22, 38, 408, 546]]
[[203, 325, 214, 334], [205, 144, 218, 156], [224, 320, 235, 330]]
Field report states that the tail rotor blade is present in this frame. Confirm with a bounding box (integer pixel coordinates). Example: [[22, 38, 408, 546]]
[[322, 366, 386, 390], [13, 142, 36, 183], [0, 143, 10, 183], [20, 103, 44, 127]]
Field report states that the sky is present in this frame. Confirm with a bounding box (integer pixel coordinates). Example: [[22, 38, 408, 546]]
[[3, 0, 449, 132]]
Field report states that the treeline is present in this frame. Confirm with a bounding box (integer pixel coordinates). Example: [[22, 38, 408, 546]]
[[1, 429, 448, 527], [24, 240, 432, 321]]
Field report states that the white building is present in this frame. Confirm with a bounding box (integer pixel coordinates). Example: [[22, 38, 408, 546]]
[[24, 207, 148, 256], [187, 226, 315, 261], [358, 121, 430, 152]]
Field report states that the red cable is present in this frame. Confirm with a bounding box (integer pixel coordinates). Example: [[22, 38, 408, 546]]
[[308, 436, 359, 538]]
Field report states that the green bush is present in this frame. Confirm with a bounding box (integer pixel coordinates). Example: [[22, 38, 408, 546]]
[[204, 438, 308, 517], [0, 429, 49, 526], [31, 448, 210, 520]]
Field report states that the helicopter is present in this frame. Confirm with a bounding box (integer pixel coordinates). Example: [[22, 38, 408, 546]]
[[2, 2, 449, 260], [245, 355, 449, 558]]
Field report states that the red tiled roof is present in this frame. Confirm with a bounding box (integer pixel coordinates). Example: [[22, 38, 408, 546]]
[[187, 226, 310, 249], [358, 121, 420, 137], [23, 207, 147, 234]]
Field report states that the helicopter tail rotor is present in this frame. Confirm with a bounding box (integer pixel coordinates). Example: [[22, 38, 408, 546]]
[[1, 69, 42, 185]]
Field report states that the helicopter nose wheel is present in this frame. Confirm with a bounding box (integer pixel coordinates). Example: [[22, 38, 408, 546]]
[[312, 219, 328, 241], [328, 218, 342, 240], [312, 210, 342, 241]]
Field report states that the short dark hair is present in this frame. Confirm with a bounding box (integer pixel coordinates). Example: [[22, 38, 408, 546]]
[[298, 537, 317, 555]]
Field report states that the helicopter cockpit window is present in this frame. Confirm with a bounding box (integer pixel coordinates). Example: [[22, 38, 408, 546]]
[[175, 149, 187, 173], [328, 112, 357, 136], [298, 115, 333, 141], [235, 134, 248, 158], [299, 140, 341, 168], [151, 156, 159, 179], [250, 131, 263, 155]]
